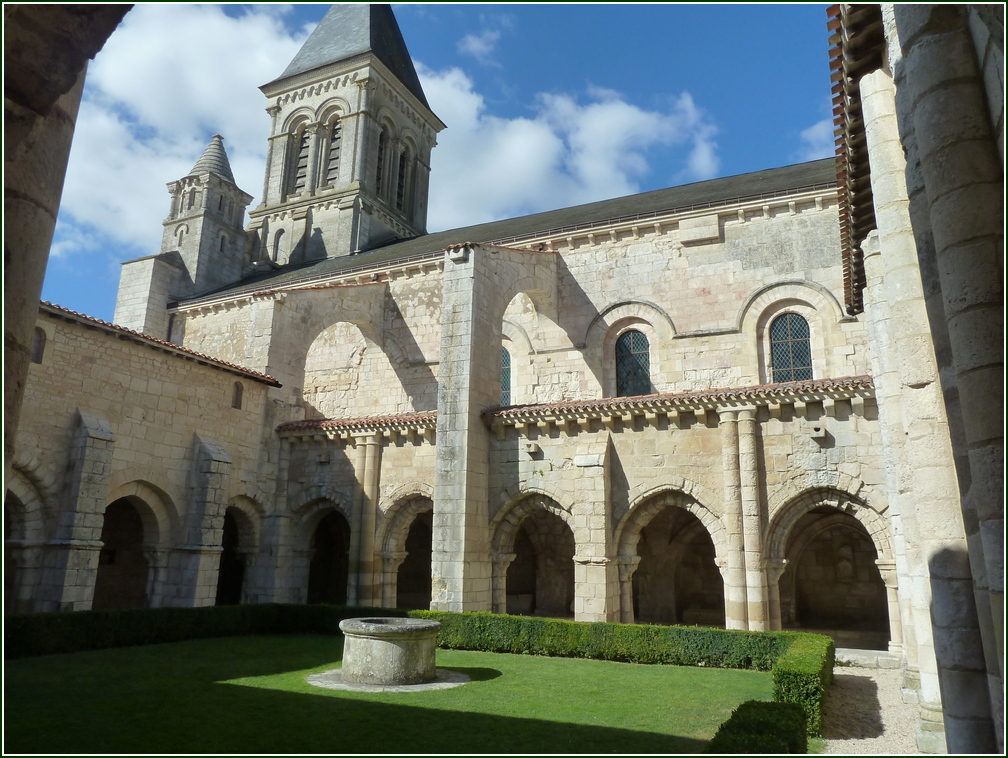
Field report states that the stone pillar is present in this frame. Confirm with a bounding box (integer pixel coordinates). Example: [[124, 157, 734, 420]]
[[347, 438, 367, 607], [617, 556, 641, 623], [432, 244, 496, 611], [573, 556, 617, 623], [38, 411, 115, 611], [167, 435, 231, 607], [571, 435, 617, 622], [877, 559, 904, 655], [143, 547, 169, 608], [359, 434, 381, 607], [491, 552, 516, 613], [380, 551, 407, 609], [719, 410, 748, 630], [738, 408, 767, 630], [766, 559, 787, 632], [304, 122, 323, 196], [4, 72, 86, 484], [891, 7, 1004, 751], [861, 60, 995, 753]]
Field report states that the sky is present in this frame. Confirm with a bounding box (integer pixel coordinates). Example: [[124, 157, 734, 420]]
[[41, 2, 836, 323]]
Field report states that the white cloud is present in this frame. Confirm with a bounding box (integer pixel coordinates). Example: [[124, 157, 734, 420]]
[[419, 64, 721, 230], [53, 5, 308, 261], [52, 5, 722, 270], [457, 29, 502, 64], [797, 117, 835, 162]]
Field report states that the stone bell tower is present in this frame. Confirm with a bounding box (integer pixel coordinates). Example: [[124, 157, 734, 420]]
[[246, 4, 445, 266], [113, 134, 252, 337]]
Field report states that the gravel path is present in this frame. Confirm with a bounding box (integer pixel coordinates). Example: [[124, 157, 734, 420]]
[[819, 665, 922, 754]]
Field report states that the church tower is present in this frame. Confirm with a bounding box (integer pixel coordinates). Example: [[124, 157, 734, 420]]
[[113, 135, 252, 337], [246, 4, 445, 265]]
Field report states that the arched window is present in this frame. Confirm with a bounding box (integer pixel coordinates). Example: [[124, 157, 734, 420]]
[[289, 129, 310, 196], [375, 128, 388, 197], [219, 235, 226, 253], [187, 189, 195, 210], [615, 330, 651, 397], [501, 347, 512, 406], [231, 381, 244, 410], [29, 327, 46, 364], [324, 118, 342, 186], [272, 229, 285, 262], [769, 313, 813, 382]]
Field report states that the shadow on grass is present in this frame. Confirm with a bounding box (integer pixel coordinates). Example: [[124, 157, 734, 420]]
[[442, 666, 502, 681], [4, 635, 709, 754]]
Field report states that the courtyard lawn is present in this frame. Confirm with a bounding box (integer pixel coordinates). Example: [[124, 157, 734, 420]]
[[4, 635, 773, 754]]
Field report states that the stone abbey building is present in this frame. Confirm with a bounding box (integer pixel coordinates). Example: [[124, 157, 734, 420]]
[[5, 4, 1002, 753]]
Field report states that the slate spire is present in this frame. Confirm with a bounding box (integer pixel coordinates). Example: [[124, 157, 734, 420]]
[[272, 4, 430, 108], [188, 134, 236, 184]]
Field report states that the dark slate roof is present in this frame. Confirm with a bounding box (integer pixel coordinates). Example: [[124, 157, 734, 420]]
[[188, 134, 236, 184], [267, 4, 429, 109], [185, 158, 837, 304]]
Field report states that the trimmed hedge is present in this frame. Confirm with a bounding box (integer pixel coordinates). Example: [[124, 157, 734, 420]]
[[705, 700, 808, 753], [5, 604, 832, 735], [2, 604, 399, 658]]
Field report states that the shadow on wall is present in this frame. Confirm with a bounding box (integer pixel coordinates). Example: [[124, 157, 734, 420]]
[[928, 547, 996, 753]]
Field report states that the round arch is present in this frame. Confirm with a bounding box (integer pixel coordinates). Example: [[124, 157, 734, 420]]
[[584, 300, 677, 397], [615, 487, 728, 566], [378, 494, 434, 555], [315, 97, 351, 124], [105, 480, 177, 549]]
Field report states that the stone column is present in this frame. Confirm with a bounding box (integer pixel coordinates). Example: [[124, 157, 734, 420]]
[[380, 551, 408, 608], [491, 552, 516, 613], [571, 436, 617, 621], [346, 438, 367, 606], [719, 410, 748, 630], [738, 408, 766, 630], [304, 122, 323, 195], [432, 244, 496, 611], [5, 68, 87, 487], [861, 60, 994, 753], [877, 559, 904, 654], [143, 547, 169, 608], [358, 434, 381, 606], [617, 556, 641, 623], [891, 8, 1004, 751], [765, 559, 787, 632]]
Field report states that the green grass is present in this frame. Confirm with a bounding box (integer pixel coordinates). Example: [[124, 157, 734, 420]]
[[4, 635, 773, 754]]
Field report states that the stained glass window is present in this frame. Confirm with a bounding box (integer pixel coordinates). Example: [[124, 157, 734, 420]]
[[615, 330, 650, 397], [770, 313, 813, 382]]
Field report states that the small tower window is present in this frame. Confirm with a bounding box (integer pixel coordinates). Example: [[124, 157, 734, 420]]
[[272, 229, 285, 262], [218, 195, 224, 211], [231, 381, 244, 410], [219, 235, 226, 252], [615, 330, 651, 397], [324, 119, 342, 186], [187, 189, 195, 210], [30, 327, 46, 364], [769, 313, 813, 382], [501, 346, 512, 406]]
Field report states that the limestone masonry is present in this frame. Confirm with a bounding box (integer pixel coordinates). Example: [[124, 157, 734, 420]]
[[5, 4, 1002, 754]]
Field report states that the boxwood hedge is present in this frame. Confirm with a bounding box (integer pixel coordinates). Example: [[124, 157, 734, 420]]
[[5, 604, 832, 736]]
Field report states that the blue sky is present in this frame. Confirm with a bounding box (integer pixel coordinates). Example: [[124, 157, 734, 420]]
[[42, 3, 835, 323]]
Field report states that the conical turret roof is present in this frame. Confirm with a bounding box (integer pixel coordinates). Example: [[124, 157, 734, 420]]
[[270, 4, 430, 109], [188, 134, 236, 184]]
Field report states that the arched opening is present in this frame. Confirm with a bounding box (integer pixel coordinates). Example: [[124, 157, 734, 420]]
[[396, 510, 432, 610], [231, 381, 244, 410], [779, 507, 888, 648], [214, 509, 244, 606], [323, 118, 342, 186], [307, 510, 350, 605], [632, 506, 724, 627], [272, 229, 285, 262], [375, 127, 389, 198], [92, 499, 149, 610], [287, 127, 311, 197], [505, 508, 574, 618]]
